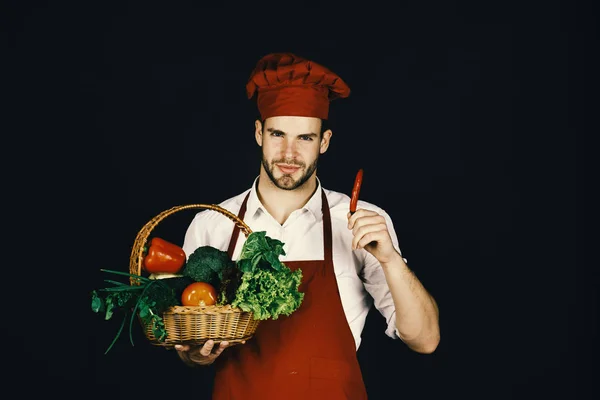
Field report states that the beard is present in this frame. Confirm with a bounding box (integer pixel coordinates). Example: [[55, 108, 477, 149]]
[[262, 155, 319, 191]]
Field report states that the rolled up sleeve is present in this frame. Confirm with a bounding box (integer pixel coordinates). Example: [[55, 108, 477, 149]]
[[359, 209, 405, 339]]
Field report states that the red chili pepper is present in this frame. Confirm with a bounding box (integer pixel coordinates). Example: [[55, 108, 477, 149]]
[[350, 168, 364, 215], [143, 237, 186, 274]]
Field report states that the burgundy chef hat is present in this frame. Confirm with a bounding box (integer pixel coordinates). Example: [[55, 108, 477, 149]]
[[246, 53, 351, 120]]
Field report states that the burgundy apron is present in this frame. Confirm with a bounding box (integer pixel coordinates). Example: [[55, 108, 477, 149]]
[[212, 190, 368, 399]]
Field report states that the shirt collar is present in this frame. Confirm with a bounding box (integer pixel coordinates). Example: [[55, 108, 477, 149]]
[[245, 177, 263, 219], [245, 176, 323, 222], [303, 178, 323, 221]]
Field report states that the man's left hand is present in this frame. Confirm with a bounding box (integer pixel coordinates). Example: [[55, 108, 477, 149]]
[[347, 209, 398, 264]]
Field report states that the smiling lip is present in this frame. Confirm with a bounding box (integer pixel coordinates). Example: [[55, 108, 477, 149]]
[[277, 164, 301, 174]]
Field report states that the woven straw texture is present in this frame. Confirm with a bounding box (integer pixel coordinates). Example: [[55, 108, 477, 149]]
[[129, 204, 260, 347]]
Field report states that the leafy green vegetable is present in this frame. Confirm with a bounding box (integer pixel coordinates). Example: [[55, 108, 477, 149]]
[[90, 270, 192, 354], [216, 265, 242, 305], [237, 231, 286, 273], [231, 231, 304, 320], [231, 266, 303, 320], [182, 246, 235, 287], [92, 232, 304, 353]]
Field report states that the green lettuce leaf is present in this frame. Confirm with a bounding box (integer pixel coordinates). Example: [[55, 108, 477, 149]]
[[232, 257, 304, 320]]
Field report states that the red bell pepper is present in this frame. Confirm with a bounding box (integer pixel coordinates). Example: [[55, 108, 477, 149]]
[[143, 237, 186, 274]]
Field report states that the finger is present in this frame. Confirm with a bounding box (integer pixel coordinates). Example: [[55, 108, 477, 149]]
[[347, 211, 361, 229], [199, 340, 215, 357], [347, 210, 364, 228], [352, 223, 388, 250], [213, 341, 229, 357], [351, 216, 386, 236], [175, 344, 190, 352], [347, 209, 377, 229], [351, 216, 386, 241], [357, 230, 389, 250]]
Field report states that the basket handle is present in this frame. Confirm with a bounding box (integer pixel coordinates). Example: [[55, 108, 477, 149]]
[[129, 204, 252, 284]]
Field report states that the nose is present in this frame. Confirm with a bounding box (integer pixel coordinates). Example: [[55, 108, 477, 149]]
[[283, 138, 297, 159]]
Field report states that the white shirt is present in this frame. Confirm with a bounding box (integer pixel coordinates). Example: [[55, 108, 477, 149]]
[[182, 178, 403, 350]]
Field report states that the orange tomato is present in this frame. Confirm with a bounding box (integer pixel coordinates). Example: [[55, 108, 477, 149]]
[[181, 282, 217, 306]]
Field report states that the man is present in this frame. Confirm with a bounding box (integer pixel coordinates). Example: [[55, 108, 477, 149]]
[[175, 53, 440, 399]]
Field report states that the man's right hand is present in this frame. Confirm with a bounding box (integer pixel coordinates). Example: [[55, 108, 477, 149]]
[[175, 340, 240, 366]]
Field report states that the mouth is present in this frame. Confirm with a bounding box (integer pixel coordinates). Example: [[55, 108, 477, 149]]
[[276, 164, 301, 174]]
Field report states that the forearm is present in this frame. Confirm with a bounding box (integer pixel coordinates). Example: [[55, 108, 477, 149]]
[[381, 252, 440, 353]]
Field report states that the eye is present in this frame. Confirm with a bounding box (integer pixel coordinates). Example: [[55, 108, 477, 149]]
[[271, 131, 284, 137], [299, 135, 314, 141]]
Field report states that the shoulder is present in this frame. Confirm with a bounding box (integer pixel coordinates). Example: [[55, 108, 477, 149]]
[[189, 189, 250, 227], [182, 189, 251, 253], [323, 187, 389, 222]]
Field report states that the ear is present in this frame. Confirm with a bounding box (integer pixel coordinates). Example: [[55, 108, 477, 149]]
[[255, 120, 263, 146], [319, 129, 333, 154]]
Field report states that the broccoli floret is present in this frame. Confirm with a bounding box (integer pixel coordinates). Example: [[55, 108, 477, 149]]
[[137, 277, 194, 315], [142, 280, 180, 314], [182, 246, 235, 287]]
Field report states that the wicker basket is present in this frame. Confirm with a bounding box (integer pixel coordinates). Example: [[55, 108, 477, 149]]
[[129, 204, 260, 347]]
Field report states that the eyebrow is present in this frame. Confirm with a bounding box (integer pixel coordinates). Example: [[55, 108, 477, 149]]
[[267, 128, 319, 137]]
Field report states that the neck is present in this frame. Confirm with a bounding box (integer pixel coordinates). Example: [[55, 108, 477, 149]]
[[256, 168, 318, 225]]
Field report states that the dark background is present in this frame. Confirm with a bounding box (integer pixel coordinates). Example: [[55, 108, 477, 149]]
[[4, 1, 593, 399]]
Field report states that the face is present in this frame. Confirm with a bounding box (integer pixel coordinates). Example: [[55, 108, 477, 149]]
[[256, 116, 332, 190]]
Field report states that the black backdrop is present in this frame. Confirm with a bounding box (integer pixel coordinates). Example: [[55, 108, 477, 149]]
[[5, 1, 592, 399]]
